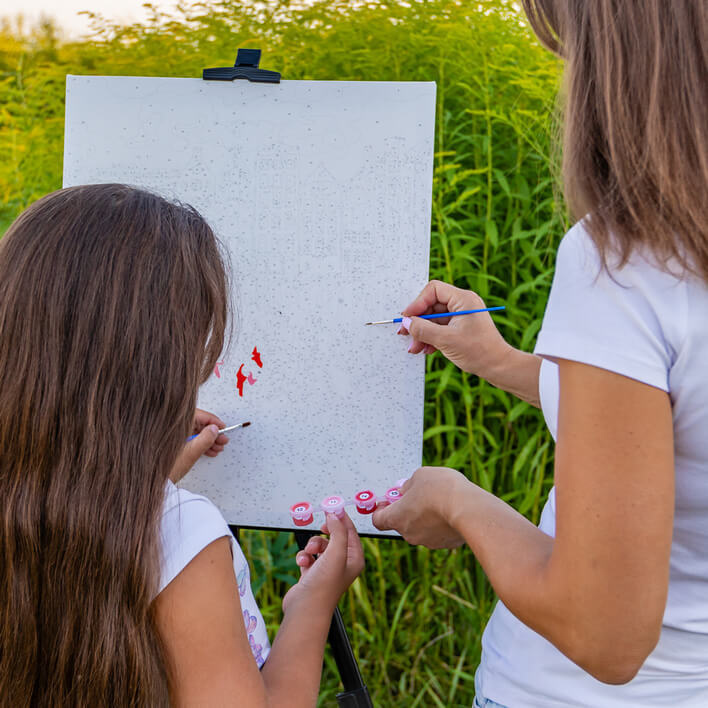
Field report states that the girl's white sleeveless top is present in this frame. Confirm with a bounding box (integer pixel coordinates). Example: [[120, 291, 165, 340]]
[[158, 480, 271, 668], [477, 222, 708, 706]]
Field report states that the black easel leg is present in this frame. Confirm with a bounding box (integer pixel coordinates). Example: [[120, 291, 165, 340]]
[[294, 531, 374, 708]]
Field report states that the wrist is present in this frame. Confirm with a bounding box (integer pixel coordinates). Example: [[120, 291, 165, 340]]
[[436, 473, 475, 535], [284, 587, 339, 619], [478, 340, 517, 384]]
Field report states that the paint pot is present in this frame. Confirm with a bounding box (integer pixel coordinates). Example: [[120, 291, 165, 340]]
[[384, 486, 403, 504], [354, 489, 377, 514], [320, 495, 346, 517], [290, 501, 314, 526]]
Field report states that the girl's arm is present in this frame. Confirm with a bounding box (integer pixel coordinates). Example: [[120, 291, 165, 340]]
[[399, 280, 541, 407], [373, 360, 674, 684], [170, 408, 231, 483], [154, 513, 364, 707]]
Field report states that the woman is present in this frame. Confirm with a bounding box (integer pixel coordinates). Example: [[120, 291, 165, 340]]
[[373, 1, 708, 705]]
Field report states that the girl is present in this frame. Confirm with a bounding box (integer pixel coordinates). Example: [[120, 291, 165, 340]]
[[373, 1, 708, 706], [0, 183, 363, 707]]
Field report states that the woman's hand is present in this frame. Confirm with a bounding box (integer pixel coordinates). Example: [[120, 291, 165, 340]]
[[401, 280, 542, 407], [400, 280, 510, 377], [170, 408, 230, 483], [371, 467, 469, 549], [283, 512, 364, 615]]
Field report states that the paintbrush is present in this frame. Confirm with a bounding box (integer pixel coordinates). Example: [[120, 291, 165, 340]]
[[186, 421, 251, 442], [365, 305, 505, 325]]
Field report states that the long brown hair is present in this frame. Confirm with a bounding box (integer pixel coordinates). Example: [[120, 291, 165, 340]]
[[522, 0, 708, 279], [0, 184, 227, 705]]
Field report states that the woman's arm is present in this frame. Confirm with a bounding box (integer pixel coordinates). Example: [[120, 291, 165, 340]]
[[154, 513, 363, 707], [374, 360, 674, 684], [400, 280, 541, 406]]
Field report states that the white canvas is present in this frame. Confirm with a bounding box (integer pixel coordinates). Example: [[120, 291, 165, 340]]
[[63, 75, 435, 535]]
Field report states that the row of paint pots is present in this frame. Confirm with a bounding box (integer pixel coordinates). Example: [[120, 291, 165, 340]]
[[289, 482, 406, 527]]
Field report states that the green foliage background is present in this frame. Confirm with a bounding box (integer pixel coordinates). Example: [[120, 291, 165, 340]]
[[0, 2, 565, 704]]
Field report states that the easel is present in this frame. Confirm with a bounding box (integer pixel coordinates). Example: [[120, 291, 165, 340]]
[[218, 50, 373, 708]]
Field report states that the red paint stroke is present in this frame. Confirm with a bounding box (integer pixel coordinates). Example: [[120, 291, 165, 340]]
[[236, 364, 247, 397], [247, 371, 257, 386], [251, 347, 263, 368], [214, 361, 224, 379]]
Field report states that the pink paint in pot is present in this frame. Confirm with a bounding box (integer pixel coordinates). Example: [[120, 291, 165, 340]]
[[320, 495, 346, 517], [385, 487, 403, 504]]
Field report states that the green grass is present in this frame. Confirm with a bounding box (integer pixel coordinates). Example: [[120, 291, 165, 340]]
[[0, 1, 566, 703]]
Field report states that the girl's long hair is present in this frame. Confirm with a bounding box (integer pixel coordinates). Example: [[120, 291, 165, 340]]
[[0, 184, 227, 706], [522, 0, 708, 279]]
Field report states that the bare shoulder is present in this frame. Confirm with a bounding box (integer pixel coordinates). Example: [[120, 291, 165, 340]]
[[154, 537, 266, 707]]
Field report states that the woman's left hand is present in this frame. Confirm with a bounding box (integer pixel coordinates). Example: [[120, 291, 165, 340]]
[[170, 408, 230, 483], [372, 467, 470, 548]]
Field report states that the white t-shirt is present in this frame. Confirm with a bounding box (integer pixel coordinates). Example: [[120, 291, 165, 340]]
[[477, 222, 708, 706], [159, 481, 271, 669]]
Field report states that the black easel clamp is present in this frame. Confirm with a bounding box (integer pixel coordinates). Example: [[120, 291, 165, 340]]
[[203, 48, 281, 83]]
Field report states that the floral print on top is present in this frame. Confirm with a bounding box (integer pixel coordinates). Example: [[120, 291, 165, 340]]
[[159, 481, 271, 669]]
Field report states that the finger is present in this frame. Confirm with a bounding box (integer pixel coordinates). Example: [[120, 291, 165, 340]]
[[194, 408, 226, 431], [426, 303, 453, 326], [331, 509, 358, 539], [397, 311, 448, 337], [407, 337, 426, 355], [341, 514, 364, 568], [295, 550, 315, 569], [400, 475, 414, 494], [332, 512, 362, 561], [183, 424, 219, 465], [401, 316, 451, 351], [204, 446, 225, 457], [371, 505, 395, 532], [402, 280, 458, 317], [423, 344, 436, 355], [304, 536, 328, 556], [321, 513, 347, 561]]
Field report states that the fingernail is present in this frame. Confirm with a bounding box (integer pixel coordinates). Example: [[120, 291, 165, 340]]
[[423, 344, 435, 355], [296, 555, 306, 566], [396, 324, 405, 334], [407, 341, 415, 353], [402, 317, 412, 330], [209, 424, 219, 435]]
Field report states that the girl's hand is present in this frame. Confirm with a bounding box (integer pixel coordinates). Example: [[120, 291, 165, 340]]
[[400, 280, 510, 378], [283, 512, 364, 615], [372, 467, 469, 549], [170, 408, 230, 483]]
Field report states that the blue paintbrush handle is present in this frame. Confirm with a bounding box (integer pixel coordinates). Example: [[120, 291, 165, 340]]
[[393, 306, 505, 323]]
